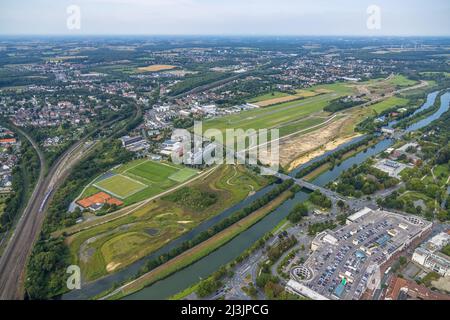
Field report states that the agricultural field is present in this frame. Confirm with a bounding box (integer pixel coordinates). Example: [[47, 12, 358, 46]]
[[136, 64, 177, 72], [81, 160, 199, 205], [90, 64, 137, 75], [66, 165, 269, 281]]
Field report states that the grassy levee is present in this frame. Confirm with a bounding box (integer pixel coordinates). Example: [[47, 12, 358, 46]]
[[103, 189, 294, 300]]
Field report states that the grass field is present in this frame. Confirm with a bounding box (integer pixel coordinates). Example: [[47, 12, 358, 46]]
[[168, 168, 199, 182], [66, 165, 269, 281], [249, 89, 322, 107], [295, 89, 320, 98], [126, 161, 179, 182], [203, 82, 353, 137], [370, 96, 409, 113], [94, 175, 147, 199], [387, 75, 418, 87], [399, 191, 434, 209], [278, 116, 334, 137], [433, 164, 450, 187], [81, 160, 199, 205], [248, 91, 290, 103], [362, 75, 418, 91]]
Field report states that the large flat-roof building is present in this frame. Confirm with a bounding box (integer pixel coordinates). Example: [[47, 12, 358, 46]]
[[288, 208, 432, 300], [373, 159, 411, 178], [412, 232, 450, 277]]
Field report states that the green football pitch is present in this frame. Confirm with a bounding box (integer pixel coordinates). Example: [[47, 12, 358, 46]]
[[94, 175, 147, 199]]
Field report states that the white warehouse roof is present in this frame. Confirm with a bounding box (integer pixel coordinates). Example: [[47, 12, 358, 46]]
[[347, 207, 372, 223]]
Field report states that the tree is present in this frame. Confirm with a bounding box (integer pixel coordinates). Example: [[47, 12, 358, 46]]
[[287, 203, 308, 223], [337, 200, 345, 211], [196, 278, 221, 298]]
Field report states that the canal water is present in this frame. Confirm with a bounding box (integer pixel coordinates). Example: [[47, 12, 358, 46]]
[[63, 90, 448, 300]]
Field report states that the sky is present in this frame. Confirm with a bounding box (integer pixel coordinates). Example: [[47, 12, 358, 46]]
[[0, 0, 449, 36]]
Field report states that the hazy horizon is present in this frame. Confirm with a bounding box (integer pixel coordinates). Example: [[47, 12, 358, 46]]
[[1, 0, 449, 37]]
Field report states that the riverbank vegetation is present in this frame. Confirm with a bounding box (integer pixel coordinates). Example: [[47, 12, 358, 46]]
[[329, 161, 399, 198]]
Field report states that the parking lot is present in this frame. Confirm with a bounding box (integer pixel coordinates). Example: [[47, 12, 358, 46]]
[[290, 208, 432, 300]]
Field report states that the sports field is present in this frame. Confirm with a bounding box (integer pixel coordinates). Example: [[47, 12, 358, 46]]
[[84, 160, 199, 205], [168, 168, 199, 182], [94, 175, 147, 199], [126, 161, 179, 182]]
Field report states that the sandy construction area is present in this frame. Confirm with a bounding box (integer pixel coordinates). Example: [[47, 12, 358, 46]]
[[258, 116, 360, 171]]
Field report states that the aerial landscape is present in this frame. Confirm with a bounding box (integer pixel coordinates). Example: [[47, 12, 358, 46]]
[[0, 0, 449, 314]]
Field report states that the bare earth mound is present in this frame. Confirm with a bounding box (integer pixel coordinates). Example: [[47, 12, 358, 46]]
[[258, 116, 360, 171]]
